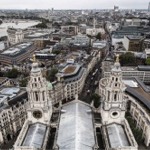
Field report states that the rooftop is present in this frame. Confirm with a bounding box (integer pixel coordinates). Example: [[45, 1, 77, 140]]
[[0, 77, 8, 85], [22, 123, 47, 148], [26, 30, 51, 38], [66, 68, 85, 83], [63, 65, 76, 74], [56, 100, 96, 150], [59, 64, 82, 77], [102, 61, 139, 72], [126, 35, 144, 40], [0, 86, 27, 111], [0, 87, 20, 98], [135, 87, 150, 101], [123, 79, 138, 88], [106, 123, 130, 148], [1, 42, 32, 57], [126, 83, 150, 110]]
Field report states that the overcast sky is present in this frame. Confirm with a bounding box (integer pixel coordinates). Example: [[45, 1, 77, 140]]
[[0, 0, 150, 9]]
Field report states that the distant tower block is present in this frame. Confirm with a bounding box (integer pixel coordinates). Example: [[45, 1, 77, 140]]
[[93, 18, 96, 29], [148, 2, 150, 12], [114, 5, 119, 12], [52, 8, 54, 12]]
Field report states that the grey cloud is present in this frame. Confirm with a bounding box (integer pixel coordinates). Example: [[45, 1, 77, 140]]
[[0, 0, 149, 9]]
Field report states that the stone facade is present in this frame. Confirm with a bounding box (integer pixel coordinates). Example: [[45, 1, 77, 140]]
[[14, 60, 53, 150], [7, 28, 24, 45], [129, 97, 150, 146], [99, 56, 138, 149], [0, 90, 27, 145], [100, 56, 127, 124]]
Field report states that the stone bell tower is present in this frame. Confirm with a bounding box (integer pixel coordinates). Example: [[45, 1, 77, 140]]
[[101, 55, 127, 124], [26, 55, 52, 124]]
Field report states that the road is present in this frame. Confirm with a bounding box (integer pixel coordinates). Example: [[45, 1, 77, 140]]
[[79, 40, 110, 104], [79, 58, 103, 103]]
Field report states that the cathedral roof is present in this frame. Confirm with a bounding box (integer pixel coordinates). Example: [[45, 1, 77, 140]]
[[56, 100, 96, 150]]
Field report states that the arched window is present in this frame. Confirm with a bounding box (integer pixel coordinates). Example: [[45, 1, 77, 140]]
[[35, 92, 39, 101], [114, 92, 117, 101], [42, 91, 45, 101], [108, 91, 110, 101]]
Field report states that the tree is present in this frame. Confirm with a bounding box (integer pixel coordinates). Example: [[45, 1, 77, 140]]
[[126, 113, 144, 143], [52, 50, 61, 55], [19, 78, 28, 87], [90, 93, 101, 108], [5, 68, 19, 78], [35, 22, 47, 28], [52, 22, 61, 29], [96, 32, 102, 40], [119, 52, 136, 66], [46, 68, 58, 82], [145, 58, 150, 65]]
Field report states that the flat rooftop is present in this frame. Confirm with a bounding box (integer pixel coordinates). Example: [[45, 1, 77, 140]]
[[126, 35, 144, 40], [134, 87, 150, 103], [106, 123, 130, 148], [0, 86, 27, 111], [0, 87, 20, 95], [126, 84, 150, 110], [1, 42, 32, 57], [63, 66, 76, 74], [27, 32, 49, 38], [123, 79, 138, 88], [102, 61, 139, 72], [60, 64, 81, 77], [22, 123, 47, 148]]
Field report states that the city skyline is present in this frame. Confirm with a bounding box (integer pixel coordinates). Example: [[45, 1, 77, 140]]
[[0, 0, 150, 10]]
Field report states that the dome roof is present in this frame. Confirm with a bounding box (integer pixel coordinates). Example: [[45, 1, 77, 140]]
[[47, 81, 53, 90]]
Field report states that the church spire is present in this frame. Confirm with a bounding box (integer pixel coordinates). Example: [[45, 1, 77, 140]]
[[26, 54, 52, 123], [103, 54, 126, 110], [93, 18, 96, 29], [116, 54, 119, 63], [32, 54, 36, 62], [100, 53, 127, 124], [111, 54, 121, 73]]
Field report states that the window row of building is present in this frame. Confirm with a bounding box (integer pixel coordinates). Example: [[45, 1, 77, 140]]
[[0, 97, 27, 144], [129, 98, 150, 146]]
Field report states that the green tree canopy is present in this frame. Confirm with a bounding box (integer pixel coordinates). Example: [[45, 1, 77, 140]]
[[52, 50, 61, 55], [46, 68, 58, 82], [145, 58, 150, 65], [35, 22, 47, 28], [19, 78, 28, 87], [5, 68, 19, 78], [119, 52, 136, 66], [90, 93, 101, 108], [126, 112, 144, 144]]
